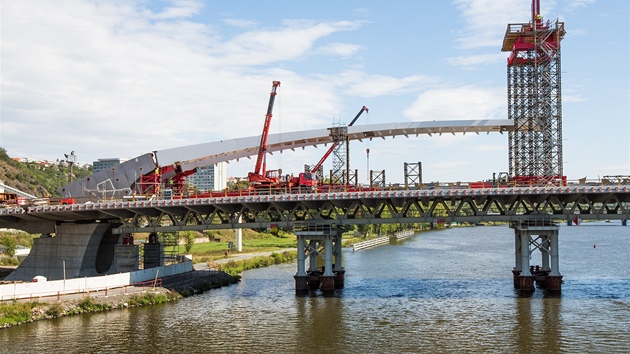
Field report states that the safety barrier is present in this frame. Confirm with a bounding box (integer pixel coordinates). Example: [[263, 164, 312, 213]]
[[352, 235, 389, 251], [0, 261, 191, 302]]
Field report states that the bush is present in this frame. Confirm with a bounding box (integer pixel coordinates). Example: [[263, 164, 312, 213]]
[[45, 303, 63, 317], [0, 257, 19, 266], [78, 297, 109, 312], [0, 301, 37, 326]]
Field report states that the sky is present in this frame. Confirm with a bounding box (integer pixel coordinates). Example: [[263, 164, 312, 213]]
[[1, 0, 628, 184]]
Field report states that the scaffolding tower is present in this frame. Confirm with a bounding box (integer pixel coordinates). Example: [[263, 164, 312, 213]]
[[502, 0, 565, 182], [329, 124, 348, 185]]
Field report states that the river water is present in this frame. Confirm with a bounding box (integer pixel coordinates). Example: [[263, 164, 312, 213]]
[[1, 221, 628, 353]]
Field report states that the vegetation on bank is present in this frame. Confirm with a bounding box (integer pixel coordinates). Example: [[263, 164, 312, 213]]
[[214, 251, 298, 276], [0, 290, 180, 328]]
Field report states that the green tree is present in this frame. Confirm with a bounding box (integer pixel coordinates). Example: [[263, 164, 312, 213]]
[[1, 236, 17, 257], [182, 231, 196, 253]]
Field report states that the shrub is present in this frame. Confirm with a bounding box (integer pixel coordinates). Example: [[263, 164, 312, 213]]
[[0, 256, 19, 266], [45, 303, 63, 317]]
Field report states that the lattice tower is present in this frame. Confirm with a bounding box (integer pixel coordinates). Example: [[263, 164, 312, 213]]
[[502, 5, 565, 182], [330, 125, 348, 185]]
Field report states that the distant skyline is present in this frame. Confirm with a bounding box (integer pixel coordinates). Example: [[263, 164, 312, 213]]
[[1, 0, 628, 183]]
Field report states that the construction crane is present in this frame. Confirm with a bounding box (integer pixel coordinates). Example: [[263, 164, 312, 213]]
[[247, 81, 283, 187], [310, 106, 368, 174]]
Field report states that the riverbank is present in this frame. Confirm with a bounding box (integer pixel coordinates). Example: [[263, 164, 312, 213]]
[[0, 250, 298, 329]]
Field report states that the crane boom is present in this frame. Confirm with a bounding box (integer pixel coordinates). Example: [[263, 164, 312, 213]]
[[249, 81, 281, 181], [311, 106, 368, 173]]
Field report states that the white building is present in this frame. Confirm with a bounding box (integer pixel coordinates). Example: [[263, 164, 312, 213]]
[[187, 162, 227, 191]]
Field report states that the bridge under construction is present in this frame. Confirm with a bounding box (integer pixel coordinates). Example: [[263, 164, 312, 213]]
[[1, 0, 628, 298]]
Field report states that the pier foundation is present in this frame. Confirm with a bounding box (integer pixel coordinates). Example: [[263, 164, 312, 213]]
[[511, 218, 562, 295], [294, 224, 343, 295]]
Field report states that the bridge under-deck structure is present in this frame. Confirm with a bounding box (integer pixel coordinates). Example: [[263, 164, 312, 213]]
[[2, 185, 628, 295]]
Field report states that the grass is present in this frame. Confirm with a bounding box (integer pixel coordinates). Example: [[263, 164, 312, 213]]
[[217, 251, 297, 275], [0, 301, 38, 327], [188, 231, 297, 263]]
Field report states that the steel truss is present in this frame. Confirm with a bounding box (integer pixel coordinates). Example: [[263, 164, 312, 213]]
[[95, 187, 629, 234]]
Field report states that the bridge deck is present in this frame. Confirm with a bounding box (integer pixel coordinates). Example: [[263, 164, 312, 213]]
[[2, 185, 628, 234]]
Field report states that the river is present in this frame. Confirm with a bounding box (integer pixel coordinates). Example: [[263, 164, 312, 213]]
[[1, 221, 628, 353]]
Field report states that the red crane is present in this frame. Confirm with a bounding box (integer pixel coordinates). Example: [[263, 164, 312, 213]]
[[248, 81, 281, 185], [310, 106, 368, 173]]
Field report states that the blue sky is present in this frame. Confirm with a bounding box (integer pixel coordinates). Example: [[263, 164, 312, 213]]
[[1, 0, 628, 184]]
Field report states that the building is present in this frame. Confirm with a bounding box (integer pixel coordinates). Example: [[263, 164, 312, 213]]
[[92, 158, 123, 173], [187, 162, 227, 191]]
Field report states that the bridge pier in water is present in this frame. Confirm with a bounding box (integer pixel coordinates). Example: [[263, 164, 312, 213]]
[[511, 220, 562, 295], [294, 225, 344, 295]]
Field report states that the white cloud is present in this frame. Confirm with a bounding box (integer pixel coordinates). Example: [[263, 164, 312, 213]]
[[145, 0, 203, 20], [216, 20, 363, 66], [452, 0, 532, 49], [338, 71, 440, 98], [316, 42, 363, 57], [564, 0, 596, 11], [0, 1, 369, 162], [403, 86, 506, 121], [447, 52, 507, 69], [223, 18, 259, 29]]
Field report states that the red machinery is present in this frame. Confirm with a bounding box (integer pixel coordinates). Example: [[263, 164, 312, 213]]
[[247, 81, 318, 192], [505, 0, 562, 66], [247, 81, 282, 187]]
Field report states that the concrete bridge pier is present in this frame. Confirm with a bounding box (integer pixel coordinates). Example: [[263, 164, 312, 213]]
[[6, 222, 128, 282], [294, 236, 309, 294], [511, 220, 561, 294], [333, 227, 345, 289], [294, 225, 341, 295]]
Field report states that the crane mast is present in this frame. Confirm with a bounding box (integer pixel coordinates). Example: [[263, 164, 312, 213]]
[[249, 81, 281, 183]]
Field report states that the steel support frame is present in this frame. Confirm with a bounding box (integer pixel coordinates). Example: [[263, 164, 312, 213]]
[[109, 190, 630, 234], [507, 20, 564, 181], [404, 162, 422, 189]]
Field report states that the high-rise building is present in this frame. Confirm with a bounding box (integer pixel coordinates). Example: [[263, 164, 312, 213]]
[[92, 158, 124, 173], [187, 162, 227, 191]]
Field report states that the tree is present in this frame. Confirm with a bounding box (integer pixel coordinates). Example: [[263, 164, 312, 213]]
[[182, 231, 196, 253], [1, 236, 17, 258]]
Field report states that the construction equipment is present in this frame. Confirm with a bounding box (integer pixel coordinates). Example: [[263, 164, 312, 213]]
[[247, 81, 318, 192], [310, 106, 368, 176]]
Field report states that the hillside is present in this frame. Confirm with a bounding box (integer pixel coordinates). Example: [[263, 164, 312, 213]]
[[0, 148, 92, 197]]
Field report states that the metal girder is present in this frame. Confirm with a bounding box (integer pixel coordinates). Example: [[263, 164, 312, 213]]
[[2, 186, 628, 234]]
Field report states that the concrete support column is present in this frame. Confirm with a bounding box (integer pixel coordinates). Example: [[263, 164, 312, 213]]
[[296, 236, 306, 277], [541, 236, 550, 272], [294, 236, 308, 294], [333, 228, 343, 272], [520, 232, 531, 276], [547, 231, 563, 292], [518, 231, 535, 292], [513, 231, 522, 288], [321, 235, 335, 294], [308, 241, 318, 272], [323, 236, 334, 277], [307, 240, 320, 290], [514, 231, 522, 272], [235, 215, 243, 252], [333, 228, 345, 289], [549, 232, 560, 277]]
